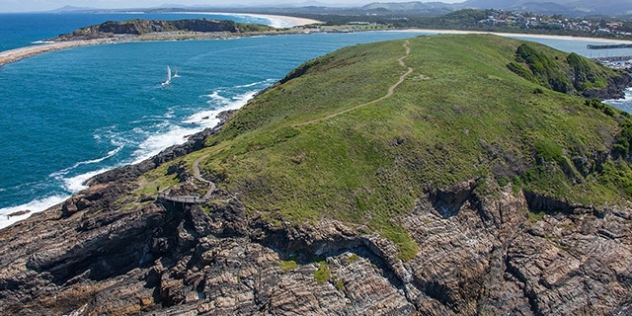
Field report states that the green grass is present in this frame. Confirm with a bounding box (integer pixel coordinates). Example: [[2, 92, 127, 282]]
[[335, 279, 345, 291], [527, 209, 546, 225], [314, 261, 331, 284], [279, 260, 299, 272], [141, 34, 632, 259]]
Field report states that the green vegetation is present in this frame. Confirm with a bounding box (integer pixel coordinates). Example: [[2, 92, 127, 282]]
[[279, 259, 299, 272], [567, 53, 607, 91], [314, 261, 330, 284], [514, 43, 571, 93], [527, 209, 546, 225], [295, 8, 632, 41], [509, 43, 622, 96], [144, 34, 632, 259], [335, 279, 345, 291], [534, 139, 563, 164], [59, 19, 280, 42]]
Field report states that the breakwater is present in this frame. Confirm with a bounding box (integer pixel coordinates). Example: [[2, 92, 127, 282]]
[[593, 55, 632, 62], [588, 43, 632, 49]]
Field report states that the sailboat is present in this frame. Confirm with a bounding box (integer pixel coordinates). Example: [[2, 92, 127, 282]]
[[172, 66, 181, 78], [161, 65, 172, 86]]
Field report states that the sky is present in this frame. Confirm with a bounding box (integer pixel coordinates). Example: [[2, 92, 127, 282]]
[[0, 0, 466, 13]]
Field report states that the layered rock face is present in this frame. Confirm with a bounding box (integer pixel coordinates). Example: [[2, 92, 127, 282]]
[[0, 152, 631, 315]]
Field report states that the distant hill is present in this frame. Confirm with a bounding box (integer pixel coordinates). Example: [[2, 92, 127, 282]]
[[360, 0, 632, 16], [362, 1, 454, 11], [48, 5, 98, 13], [460, 0, 632, 15]]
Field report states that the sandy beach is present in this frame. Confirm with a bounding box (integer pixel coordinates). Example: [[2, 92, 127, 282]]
[[198, 12, 322, 28], [0, 38, 116, 67]]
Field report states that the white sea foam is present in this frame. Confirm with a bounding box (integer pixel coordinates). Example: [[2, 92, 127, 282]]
[[1, 84, 266, 230], [62, 168, 112, 192], [49, 145, 123, 178], [0, 195, 69, 229], [31, 40, 55, 44], [1, 160, 117, 229], [606, 88, 632, 103], [130, 125, 202, 163], [132, 90, 259, 163], [165, 109, 175, 118], [189, 90, 258, 124], [206, 91, 230, 105], [234, 78, 277, 89], [625, 88, 632, 101]]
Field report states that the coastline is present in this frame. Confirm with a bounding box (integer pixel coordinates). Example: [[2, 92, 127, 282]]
[[2, 20, 631, 227], [193, 12, 322, 29], [394, 28, 632, 44], [0, 13, 321, 68], [0, 38, 115, 67], [3, 24, 631, 69]]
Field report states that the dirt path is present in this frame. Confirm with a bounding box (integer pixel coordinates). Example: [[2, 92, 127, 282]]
[[193, 154, 216, 200], [294, 40, 413, 127]]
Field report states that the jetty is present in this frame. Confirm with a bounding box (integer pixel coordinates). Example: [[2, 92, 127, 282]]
[[587, 43, 632, 50]]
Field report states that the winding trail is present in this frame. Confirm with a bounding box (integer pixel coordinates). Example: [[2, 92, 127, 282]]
[[159, 40, 413, 205], [193, 154, 216, 200], [158, 154, 216, 205], [294, 40, 413, 127]]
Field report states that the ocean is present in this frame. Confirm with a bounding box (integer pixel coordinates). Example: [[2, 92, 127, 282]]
[[1, 13, 631, 228]]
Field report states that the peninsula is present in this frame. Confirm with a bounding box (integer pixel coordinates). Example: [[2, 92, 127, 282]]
[[0, 16, 320, 68], [1, 34, 632, 315]]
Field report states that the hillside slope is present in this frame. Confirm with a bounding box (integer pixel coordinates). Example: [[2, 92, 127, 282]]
[[1, 35, 632, 315]]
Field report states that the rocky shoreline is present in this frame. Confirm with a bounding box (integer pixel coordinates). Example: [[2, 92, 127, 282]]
[[1, 100, 632, 315], [2, 34, 632, 315]]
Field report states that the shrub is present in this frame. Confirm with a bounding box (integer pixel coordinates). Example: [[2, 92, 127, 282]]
[[534, 139, 563, 164], [280, 260, 298, 272], [314, 262, 330, 284]]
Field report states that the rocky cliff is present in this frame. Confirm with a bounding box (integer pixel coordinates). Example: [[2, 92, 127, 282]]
[[1, 35, 632, 315], [1, 150, 630, 315]]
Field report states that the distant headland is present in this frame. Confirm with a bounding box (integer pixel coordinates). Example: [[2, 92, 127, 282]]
[[0, 15, 321, 68]]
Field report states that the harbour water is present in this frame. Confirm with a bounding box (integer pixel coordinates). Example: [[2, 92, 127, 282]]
[[1, 13, 631, 228]]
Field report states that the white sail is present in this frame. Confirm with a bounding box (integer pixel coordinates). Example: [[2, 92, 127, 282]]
[[162, 65, 171, 85]]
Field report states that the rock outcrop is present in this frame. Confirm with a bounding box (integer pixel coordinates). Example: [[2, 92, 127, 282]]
[[1, 146, 631, 315]]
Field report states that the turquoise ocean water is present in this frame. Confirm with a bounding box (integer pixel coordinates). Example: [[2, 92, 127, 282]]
[[1, 13, 631, 228]]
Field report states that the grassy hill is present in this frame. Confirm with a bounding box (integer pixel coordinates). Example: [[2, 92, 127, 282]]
[[137, 34, 632, 259]]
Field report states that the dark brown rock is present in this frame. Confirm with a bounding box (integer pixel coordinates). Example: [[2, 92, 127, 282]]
[[1, 110, 632, 315]]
